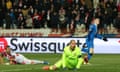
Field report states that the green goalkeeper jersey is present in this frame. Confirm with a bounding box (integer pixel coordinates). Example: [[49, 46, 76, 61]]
[[62, 45, 82, 68]]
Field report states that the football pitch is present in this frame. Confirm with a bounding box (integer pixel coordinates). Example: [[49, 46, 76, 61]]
[[0, 53, 120, 72]]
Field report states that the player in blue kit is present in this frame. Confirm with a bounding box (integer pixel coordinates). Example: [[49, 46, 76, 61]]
[[82, 18, 108, 64]]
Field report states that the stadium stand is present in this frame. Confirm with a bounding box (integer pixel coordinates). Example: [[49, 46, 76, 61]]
[[0, 0, 120, 37]]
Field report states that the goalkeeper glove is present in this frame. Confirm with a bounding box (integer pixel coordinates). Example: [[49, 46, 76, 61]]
[[103, 37, 108, 41]]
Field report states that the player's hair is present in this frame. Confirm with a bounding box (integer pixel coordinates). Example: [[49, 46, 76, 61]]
[[67, 40, 76, 46], [69, 40, 76, 43]]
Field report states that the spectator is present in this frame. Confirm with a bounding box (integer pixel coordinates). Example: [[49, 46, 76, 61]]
[[69, 19, 76, 34], [0, 8, 4, 28], [12, 1, 18, 10], [22, 5, 28, 18], [28, 5, 35, 17], [5, 12, 12, 29], [59, 6, 66, 17], [23, 0, 33, 7], [59, 15, 67, 34], [50, 11, 59, 33], [17, 8, 24, 17], [32, 11, 42, 28], [34, 0, 42, 12], [18, 0, 24, 9], [17, 13, 25, 29], [14, 9, 19, 25], [117, 3, 120, 12], [9, 8, 16, 29], [52, 0, 61, 12], [5, 0, 12, 11], [41, 10, 47, 28], [105, 0, 115, 26], [114, 12, 120, 33], [25, 15, 33, 29]]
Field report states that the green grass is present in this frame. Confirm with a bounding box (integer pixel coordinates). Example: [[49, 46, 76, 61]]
[[0, 54, 120, 72]]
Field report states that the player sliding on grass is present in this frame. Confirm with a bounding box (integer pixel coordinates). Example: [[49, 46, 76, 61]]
[[82, 18, 108, 64], [43, 40, 83, 70], [4, 46, 49, 65]]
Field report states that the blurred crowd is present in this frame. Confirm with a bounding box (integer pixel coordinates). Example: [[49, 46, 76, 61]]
[[0, 0, 120, 34]]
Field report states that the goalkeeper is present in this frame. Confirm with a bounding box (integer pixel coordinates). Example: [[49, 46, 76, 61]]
[[43, 40, 83, 70]]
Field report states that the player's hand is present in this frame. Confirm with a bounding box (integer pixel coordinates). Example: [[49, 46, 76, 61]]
[[103, 37, 108, 42]]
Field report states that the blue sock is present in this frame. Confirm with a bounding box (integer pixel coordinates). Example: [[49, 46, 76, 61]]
[[88, 53, 93, 60]]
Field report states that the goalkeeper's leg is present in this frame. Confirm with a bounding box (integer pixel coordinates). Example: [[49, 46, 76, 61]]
[[43, 59, 62, 70], [50, 59, 62, 70]]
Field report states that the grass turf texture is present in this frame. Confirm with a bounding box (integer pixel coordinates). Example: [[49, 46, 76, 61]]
[[0, 53, 120, 72]]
